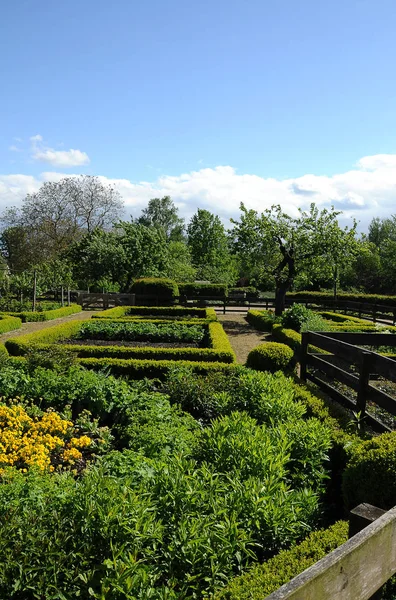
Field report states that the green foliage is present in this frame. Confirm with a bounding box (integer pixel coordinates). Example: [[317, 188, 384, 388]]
[[137, 195, 185, 241], [25, 345, 78, 374], [187, 208, 236, 284], [288, 290, 396, 307], [342, 433, 396, 510], [0, 314, 21, 333], [163, 366, 306, 424], [131, 277, 179, 300], [272, 324, 302, 356], [167, 241, 196, 282], [246, 342, 294, 372], [214, 521, 348, 599], [4, 304, 82, 323], [281, 304, 328, 333], [93, 305, 217, 320], [246, 309, 275, 331], [78, 320, 206, 343], [79, 357, 238, 379], [179, 282, 228, 297]]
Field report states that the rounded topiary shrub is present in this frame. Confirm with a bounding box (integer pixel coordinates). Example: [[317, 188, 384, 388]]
[[246, 342, 294, 373], [131, 278, 179, 304], [342, 433, 396, 511]]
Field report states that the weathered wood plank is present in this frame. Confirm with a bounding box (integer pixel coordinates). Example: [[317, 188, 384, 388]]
[[265, 506, 396, 600], [325, 332, 396, 346], [309, 354, 359, 390], [307, 333, 363, 363], [367, 384, 396, 414], [369, 353, 396, 384]]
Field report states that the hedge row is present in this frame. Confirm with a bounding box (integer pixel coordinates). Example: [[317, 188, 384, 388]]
[[79, 357, 238, 379], [5, 319, 236, 364], [178, 283, 228, 297], [215, 521, 348, 599], [246, 342, 294, 372], [93, 306, 217, 320], [2, 304, 82, 322], [0, 315, 22, 334], [288, 291, 396, 308], [131, 277, 179, 299], [317, 311, 373, 324], [246, 309, 274, 331]]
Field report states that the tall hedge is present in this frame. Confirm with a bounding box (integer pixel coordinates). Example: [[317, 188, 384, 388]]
[[288, 291, 396, 308], [131, 278, 179, 301], [179, 283, 227, 297]]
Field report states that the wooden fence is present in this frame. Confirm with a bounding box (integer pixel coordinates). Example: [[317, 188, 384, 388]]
[[266, 504, 396, 600], [300, 331, 396, 432]]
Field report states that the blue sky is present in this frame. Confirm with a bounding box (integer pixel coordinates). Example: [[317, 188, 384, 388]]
[[1, 0, 396, 228]]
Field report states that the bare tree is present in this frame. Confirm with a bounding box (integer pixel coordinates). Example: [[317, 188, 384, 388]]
[[0, 175, 124, 265]]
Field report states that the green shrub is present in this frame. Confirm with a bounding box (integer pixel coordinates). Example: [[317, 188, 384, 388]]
[[179, 282, 227, 297], [246, 309, 275, 331], [288, 291, 396, 307], [214, 521, 348, 599], [93, 305, 217, 320], [246, 342, 294, 373], [78, 320, 206, 343], [163, 367, 306, 424], [131, 277, 179, 301], [318, 311, 372, 324], [229, 286, 259, 299], [79, 356, 237, 379], [272, 324, 302, 356], [342, 433, 396, 510], [3, 304, 82, 322], [0, 315, 22, 333], [282, 304, 328, 333]]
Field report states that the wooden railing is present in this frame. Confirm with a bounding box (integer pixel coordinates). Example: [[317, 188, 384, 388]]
[[266, 504, 396, 600], [300, 331, 396, 432]]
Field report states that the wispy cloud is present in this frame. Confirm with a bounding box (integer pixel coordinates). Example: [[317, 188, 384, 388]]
[[30, 134, 90, 167], [1, 153, 396, 229]]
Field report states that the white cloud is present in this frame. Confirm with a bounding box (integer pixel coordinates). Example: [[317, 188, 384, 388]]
[[9, 145, 21, 152], [30, 135, 90, 167], [1, 153, 396, 230]]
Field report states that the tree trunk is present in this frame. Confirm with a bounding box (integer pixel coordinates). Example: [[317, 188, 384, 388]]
[[275, 281, 290, 316]]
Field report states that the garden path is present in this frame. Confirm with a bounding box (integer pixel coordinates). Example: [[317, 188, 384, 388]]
[[217, 313, 270, 365], [0, 310, 98, 343]]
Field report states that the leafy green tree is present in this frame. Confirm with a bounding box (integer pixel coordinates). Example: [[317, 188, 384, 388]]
[[340, 240, 382, 292], [137, 196, 185, 241], [231, 203, 357, 315], [367, 215, 396, 293], [187, 209, 235, 284], [167, 241, 196, 282]]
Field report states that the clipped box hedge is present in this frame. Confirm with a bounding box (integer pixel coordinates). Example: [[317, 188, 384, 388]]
[[93, 306, 217, 320], [131, 277, 179, 300], [2, 304, 82, 323], [246, 342, 294, 373], [288, 291, 396, 308], [5, 319, 236, 364], [342, 433, 396, 511], [246, 309, 274, 331], [178, 283, 228, 297], [0, 315, 22, 334], [78, 357, 238, 379], [215, 521, 348, 599]]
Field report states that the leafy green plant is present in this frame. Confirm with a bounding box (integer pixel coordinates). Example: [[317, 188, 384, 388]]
[[78, 320, 206, 343], [281, 304, 328, 332], [246, 342, 294, 372]]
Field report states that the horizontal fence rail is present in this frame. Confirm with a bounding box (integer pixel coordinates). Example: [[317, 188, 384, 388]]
[[266, 505, 396, 600], [300, 331, 396, 431], [73, 292, 396, 320]]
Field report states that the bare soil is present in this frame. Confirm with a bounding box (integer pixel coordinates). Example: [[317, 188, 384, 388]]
[[217, 313, 271, 364]]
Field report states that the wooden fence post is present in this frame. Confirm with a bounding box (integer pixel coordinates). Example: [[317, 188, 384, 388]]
[[300, 332, 309, 382], [349, 503, 387, 599], [356, 351, 372, 418]]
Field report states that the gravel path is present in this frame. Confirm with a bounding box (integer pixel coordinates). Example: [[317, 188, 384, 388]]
[[0, 310, 98, 343], [217, 313, 270, 364]]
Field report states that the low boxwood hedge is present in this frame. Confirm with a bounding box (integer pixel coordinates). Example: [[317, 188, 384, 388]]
[[79, 357, 238, 379], [93, 306, 217, 320], [246, 342, 294, 373], [5, 320, 236, 364], [0, 315, 22, 334], [2, 304, 82, 322], [272, 323, 302, 356], [342, 433, 396, 511], [214, 521, 348, 599], [246, 309, 275, 331], [288, 291, 396, 308], [317, 311, 373, 324]]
